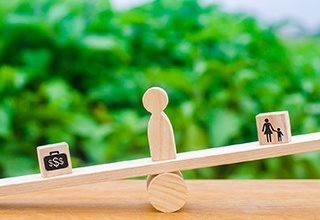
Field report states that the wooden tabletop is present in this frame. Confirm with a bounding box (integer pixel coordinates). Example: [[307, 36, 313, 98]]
[[0, 180, 319, 219]]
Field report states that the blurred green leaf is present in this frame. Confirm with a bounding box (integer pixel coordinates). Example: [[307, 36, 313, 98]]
[[80, 35, 118, 50], [208, 109, 242, 147], [0, 108, 11, 137]]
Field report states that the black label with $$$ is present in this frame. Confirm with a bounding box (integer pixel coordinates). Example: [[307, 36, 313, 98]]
[[44, 151, 69, 171]]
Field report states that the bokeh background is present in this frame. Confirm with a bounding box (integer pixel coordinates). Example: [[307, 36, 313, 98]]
[[0, 0, 320, 179]]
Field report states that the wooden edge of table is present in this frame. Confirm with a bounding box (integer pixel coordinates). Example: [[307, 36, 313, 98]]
[[0, 180, 319, 219]]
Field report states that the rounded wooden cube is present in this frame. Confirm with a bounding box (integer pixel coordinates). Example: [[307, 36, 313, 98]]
[[37, 142, 72, 178], [256, 111, 291, 145]]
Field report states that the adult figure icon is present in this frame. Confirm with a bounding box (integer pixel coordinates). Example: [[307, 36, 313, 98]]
[[262, 118, 275, 143]]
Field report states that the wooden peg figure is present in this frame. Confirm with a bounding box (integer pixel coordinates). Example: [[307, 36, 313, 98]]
[[143, 87, 177, 161]]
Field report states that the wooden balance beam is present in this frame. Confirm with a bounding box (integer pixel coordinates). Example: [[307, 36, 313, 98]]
[[0, 132, 320, 197]]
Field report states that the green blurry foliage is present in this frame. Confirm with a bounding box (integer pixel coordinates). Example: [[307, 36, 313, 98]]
[[0, 0, 319, 179]]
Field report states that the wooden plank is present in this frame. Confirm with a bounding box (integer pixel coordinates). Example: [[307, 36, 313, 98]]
[[1, 132, 320, 196]]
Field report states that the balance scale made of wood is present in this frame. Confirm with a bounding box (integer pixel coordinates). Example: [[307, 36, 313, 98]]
[[0, 87, 320, 213]]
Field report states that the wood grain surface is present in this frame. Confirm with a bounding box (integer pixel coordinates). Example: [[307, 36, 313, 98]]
[[0, 180, 319, 219]]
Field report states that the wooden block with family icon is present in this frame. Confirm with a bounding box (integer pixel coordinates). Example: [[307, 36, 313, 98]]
[[256, 111, 291, 145]]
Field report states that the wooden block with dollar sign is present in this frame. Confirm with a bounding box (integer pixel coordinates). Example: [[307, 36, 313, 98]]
[[37, 142, 72, 178]]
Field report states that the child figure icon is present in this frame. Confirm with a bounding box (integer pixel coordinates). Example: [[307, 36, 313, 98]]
[[275, 128, 284, 142]]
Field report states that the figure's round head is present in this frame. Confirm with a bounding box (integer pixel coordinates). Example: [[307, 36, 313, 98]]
[[277, 128, 281, 131], [264, 118, 269, 122], [142, 87, 168, 114]]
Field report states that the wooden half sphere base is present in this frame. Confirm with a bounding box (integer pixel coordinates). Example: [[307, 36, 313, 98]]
[[147, 172, 188, 213]]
